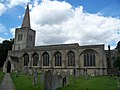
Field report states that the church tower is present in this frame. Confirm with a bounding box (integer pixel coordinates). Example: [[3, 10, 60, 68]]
[[12, 4, 36, 50]]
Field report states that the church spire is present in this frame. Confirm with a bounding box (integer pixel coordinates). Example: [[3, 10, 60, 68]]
[[21, 4, 31, 28]]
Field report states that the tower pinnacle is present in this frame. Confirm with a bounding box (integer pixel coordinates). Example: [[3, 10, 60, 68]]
[[21, 4, 31, 28]]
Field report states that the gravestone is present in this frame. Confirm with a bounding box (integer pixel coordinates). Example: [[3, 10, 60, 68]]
[[15, 70, 20, 77], [62, 77, 67, 87], [44, 70, 69, 90], [24, 67, 29, 75], [44, 70, 52, 90], [73, 69, 76, 76], [52, 72, 62, 89], [41, 69, 44, 83], [33, 69, 38, 85], [84, 69, 88, 79], [29, 67, 33, 75]]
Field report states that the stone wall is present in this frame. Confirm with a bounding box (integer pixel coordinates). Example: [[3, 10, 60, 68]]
[[4, 43, 107, 76]]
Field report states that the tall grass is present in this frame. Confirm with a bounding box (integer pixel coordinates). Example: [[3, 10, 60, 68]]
[[0, 71, 4, 84]]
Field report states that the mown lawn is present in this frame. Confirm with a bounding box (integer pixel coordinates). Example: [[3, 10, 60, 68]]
[[0, 71, 4, 84], [11, 73, 118, 90], [57, 76, 118, 90], [11, 73, 43, 90]]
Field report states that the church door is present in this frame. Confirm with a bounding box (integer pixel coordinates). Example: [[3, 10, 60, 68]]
[[7, 61, 11, 73]]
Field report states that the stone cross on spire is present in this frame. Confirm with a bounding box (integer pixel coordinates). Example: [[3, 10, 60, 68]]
[[21, 4, 31, 28]]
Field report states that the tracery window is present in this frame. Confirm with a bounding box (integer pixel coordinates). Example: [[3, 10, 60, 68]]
[[84, 51, 95, 66], [68, 51, 75, 66], [43, 52, 49, 66], [23, 53, 29, 66], [55, 52, 62, 66], [33, 53, 39, 66]]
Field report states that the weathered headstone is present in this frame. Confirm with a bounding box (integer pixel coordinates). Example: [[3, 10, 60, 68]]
[[53, 72, 62, 89], [44, 70, 69, 90], [41, 69, 44, 83], [60, 71, 69, 87], [29, 67, 33, 75], [15, 70, 20, 77], [44, 70, 52, 90], [33, 69, 38, 85], [84, 69, 88, 79], [67, 70, 70, 77], [24, 67, 29, 75], [62, 77, 67, 87]]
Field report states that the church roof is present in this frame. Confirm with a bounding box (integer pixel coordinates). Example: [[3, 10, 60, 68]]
[[34, 43, 79, 49], [21, 4, 31, 28]]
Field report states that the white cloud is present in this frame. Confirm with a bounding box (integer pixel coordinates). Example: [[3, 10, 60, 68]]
[[10, 26, 20, 38], [31, 0, 72, 25], [10, 28, 15, 38], [7, 0, 120, 49], [7, 0, 30, 8], [0, 23, 9, 42], [18, 15, 21, 19], [0, 23, 7, 33], [0, 3, 6, 16], [27, 0, 120, 50], [0, 23, 6, 43], [0, 37, 5, 43], [0, 0, 31, 15]]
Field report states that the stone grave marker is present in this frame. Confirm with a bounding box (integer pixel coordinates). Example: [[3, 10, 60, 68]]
[[23, 67, 29, 75], [44, 70, 52, 90], [44, 70, 69, 90], [62, 71, 69, 86], [62, 77, 67, 87], [33, 68, 38, 85], [29, 67, 33, 75], [41, 69, 44, 83]]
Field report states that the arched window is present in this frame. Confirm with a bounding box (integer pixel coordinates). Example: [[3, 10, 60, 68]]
[[42, 52, 49, 66], [32, 53, 39, 66], [55, 52, 62, 66], [23, 53, 29, 66], [68, 51, 75, 66], [84, 51, 95, 66]]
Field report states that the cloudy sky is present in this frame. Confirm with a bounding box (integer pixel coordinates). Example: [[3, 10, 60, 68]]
[[0, 0, 120, 49]]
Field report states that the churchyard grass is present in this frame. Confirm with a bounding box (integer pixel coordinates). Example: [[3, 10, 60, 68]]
[[11, 73, 118, 90], [11, 73, 43, 90], [57, 76, 118, 90], [0, 71, 4, 83]]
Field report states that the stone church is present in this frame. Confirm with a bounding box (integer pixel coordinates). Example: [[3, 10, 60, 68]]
[[3, 5, 114, 76]]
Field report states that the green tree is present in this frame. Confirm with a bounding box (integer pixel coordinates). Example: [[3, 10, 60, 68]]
[[114, 56, 120, 70], [0, 39, 14, 68]]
